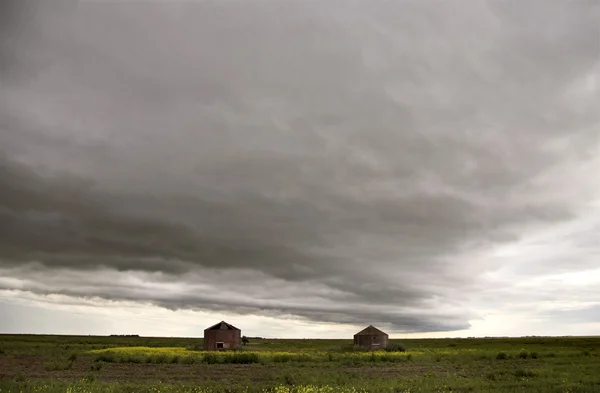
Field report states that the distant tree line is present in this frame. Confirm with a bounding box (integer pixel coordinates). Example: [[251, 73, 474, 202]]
[[241, 336, 263, 345]]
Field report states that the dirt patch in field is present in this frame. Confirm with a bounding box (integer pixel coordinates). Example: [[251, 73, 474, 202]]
[[0, 355, 275, 383], [96, 363, 277, 384], [0, 355, 449, 384], [0, 355, 49, 380], [348, 363, 449, 378]]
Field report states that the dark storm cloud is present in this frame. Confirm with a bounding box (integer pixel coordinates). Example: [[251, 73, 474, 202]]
[[0, 0, 27, 77], [1, 0, 599, 333]]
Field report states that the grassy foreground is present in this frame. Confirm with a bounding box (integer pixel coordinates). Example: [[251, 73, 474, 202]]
[[1, 335, 600, 392]]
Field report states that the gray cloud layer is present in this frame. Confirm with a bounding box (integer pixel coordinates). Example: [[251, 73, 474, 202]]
[[1, 0, 599, 333]]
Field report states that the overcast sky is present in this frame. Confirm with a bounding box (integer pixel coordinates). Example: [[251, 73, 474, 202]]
[[1, 0, 599, 338]]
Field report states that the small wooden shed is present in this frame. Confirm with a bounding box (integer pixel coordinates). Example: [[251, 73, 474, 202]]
[[203, 321, 241, 351], [353, 325, 389, 349]]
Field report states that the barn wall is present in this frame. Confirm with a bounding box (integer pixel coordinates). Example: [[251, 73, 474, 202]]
[[203, 329, 241, 351], [377, 335, 389, 348]]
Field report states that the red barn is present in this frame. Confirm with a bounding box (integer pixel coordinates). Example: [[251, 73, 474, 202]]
[[203, 321, 241, 351]]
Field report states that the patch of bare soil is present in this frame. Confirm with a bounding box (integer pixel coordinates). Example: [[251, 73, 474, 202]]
[[0, 355, 451, 384], [0, 355, 279, 383], [346, 363, 450, 379]]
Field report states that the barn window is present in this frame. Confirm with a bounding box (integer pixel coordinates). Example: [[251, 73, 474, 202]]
[[216, 342, 224, 349]]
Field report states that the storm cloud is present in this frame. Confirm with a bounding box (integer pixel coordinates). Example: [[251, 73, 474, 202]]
[[1, 0, 599, 335]]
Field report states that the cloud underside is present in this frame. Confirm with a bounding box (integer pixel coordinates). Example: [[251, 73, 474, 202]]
[[0, 0, 599, 333]]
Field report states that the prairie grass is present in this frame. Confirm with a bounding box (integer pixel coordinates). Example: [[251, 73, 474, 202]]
[[43, 357, 74, 371], [1, 335, 600, 392]]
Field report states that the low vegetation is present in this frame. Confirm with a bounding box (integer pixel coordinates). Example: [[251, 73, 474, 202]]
[[1, 335, 600, 392], [89, 346, 413, 365], [43, 358, 74, 372], [384, 343, 406, 352]]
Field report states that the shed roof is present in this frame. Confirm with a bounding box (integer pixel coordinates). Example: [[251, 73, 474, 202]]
[[354, 325, 388, 336], [205, 321, 240, 331]]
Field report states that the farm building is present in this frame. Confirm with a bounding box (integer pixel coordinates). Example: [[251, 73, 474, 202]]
[[203, 321, 241, 351], [353, 325, 389, 349]]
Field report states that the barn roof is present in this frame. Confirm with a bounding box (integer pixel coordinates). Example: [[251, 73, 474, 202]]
[[354, 325, 388, 336], [204, 321, 241, 331]]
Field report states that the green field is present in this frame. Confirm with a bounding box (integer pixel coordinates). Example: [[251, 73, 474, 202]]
[[1, 334, 600, 392]]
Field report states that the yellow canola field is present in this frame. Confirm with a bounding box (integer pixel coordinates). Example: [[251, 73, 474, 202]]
[[88, 346, 416, 364]]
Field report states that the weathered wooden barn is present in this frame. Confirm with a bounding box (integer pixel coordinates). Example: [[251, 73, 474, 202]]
[[353, 325, 389, 349], [203, 321, 241, 351]]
